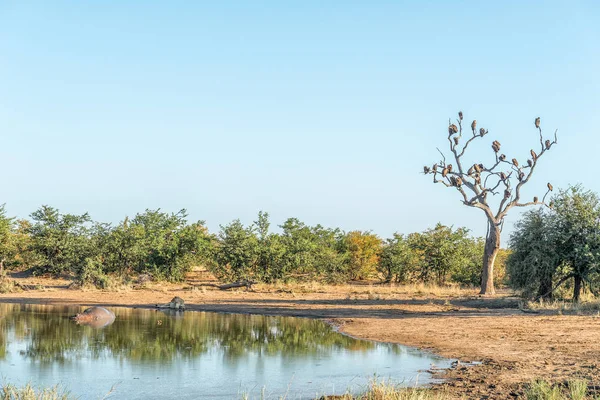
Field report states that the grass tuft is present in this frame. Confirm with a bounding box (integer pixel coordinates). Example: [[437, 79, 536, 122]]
[[524, 379, 596, 400], [0, 276, 22, 294], [0, 383, 73, 400], [525, 380, 564, 400]]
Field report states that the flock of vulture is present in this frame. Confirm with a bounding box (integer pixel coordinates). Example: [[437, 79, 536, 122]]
[[424, 114, 556, 206]]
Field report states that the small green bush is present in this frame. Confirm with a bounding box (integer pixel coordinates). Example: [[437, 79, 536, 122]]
[[74, 257, 111, 289]]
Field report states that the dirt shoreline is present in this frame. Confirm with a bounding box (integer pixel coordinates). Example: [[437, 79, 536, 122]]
[[2, 280, 599, 399]]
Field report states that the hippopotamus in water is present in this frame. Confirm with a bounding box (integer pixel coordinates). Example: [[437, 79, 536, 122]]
[[72, 306, 115, 328]]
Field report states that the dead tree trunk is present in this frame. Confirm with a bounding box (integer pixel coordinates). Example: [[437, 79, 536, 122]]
[[480, 222, 500, 295], [426, 113, 557, 296]]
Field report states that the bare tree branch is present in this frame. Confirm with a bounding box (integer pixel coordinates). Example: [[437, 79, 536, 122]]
[[426, 112, 558, 295]]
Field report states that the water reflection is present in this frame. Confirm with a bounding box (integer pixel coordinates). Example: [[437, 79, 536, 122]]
[[0, 303, 451, 399], [0, 304, 378, 364]]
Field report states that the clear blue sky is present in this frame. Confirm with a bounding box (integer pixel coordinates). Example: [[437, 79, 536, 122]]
[[1, 1, 598, 240]]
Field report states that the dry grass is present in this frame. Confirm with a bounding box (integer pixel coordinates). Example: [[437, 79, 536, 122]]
[[69, 281, 133, 292], [250, 282, 478, 298], [0, 277, 22, 294], [0, 384, 73, 400], [524, 298, 600, 314], [340, 380, 450, 400], [240, 380, 450, 400], [386, 283, 478, 298]]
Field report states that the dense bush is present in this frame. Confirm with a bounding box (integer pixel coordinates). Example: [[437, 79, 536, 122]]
[[209, 214, 488, 286], [28, 206, 94, 276], [0, 205, 13, 275], [0, 206, 214, 283], [0, 206, 494, 287], [508, 186, 600, 301], [73, 257, 112, 289]]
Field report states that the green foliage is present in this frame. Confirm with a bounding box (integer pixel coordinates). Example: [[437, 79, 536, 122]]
[[277, 218, 320, 279], [209, 213, 485, 286], [0, 205, 495, 286], [73, 257, 111, 289], [0, 207, 33, 273], [508, 208, 558, 299], [92, 218, 146, 275], [449, 236, 485, 286], [312, 226, 350, 283], [254, 212, 286, 282], [508, 186, 600, 301], [210, 214, 353, 283], [378, 234, 420, 283], [28, 206, 94, 276], [14, 206, 213, 283], [409, 224, 479, 285], [278, 220, 349, 282], [212, 219, 259, 281], [552, 186, 600, 301], [0, 205, 14, 273], [130, 209, 214, 280]]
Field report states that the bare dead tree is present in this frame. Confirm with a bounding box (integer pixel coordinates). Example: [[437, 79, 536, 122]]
[[425, 112, 557, 295]]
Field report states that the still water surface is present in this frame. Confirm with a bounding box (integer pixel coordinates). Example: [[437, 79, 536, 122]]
[[0, 303, 451, 399]]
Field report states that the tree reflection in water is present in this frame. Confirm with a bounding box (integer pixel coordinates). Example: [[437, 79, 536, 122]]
[[0, 303, 391, 366]]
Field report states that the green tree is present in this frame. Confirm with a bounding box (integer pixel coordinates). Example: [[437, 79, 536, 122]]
[[507, 186, 600, 302], [28, 206, 94, 275], [411, 224, 474, 285], [278, 218, 319, 278], [378, 234, 420, 283], [212, 219, 259, 281], [253, 212, 286, 282], [8, 219, 38, 270], [507, 208, 558, 299], [311, 225, 348, 283], [0, 205, 15, 274], [449, 237, 485, 286], [129, 209, 214, 280], [94, 218, 146, 275], [552, 186, 600, 302]]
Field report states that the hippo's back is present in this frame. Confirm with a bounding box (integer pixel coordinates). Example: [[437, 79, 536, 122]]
[[82, 306, 114, 318], [74, 306, 116, 327]]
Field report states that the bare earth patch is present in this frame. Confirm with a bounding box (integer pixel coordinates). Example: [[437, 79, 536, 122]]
[[1, 274, 599, 399]]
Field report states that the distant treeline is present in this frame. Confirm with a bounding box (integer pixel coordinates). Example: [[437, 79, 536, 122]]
[[0, 206, 505, 288]]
